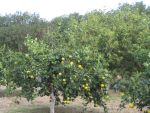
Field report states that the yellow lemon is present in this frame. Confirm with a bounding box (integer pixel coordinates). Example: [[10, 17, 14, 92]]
[[100, 84, 105, 88], [147, 109, 150, 113], [83, 78, 86, 81], [82, 84, 85, 88], [26, 70, 31, 74], [84, 86, 89, 90], [63, 100, 67, 104], [61, 61, 64, 64], [30, 75, 34, 79], [64, 100, 70, 104], [128, 103, 134, 108], [70, 61, 74, 65], [69, 55, 72, 58], [66, 101, 70, 104], [105, 95, 110, 99], [25, 54, 29, 57], [63, 79, 66, 82], [61, 57, 65, 61], [120, 92, 125, 96], [78, 65, 83, 69], [102, 76, 105, 79], [58, 72, 62, 75], [85, 83, 89, 86]]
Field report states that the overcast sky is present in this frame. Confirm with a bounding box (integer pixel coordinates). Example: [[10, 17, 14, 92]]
[[0, 0, 150, 20]]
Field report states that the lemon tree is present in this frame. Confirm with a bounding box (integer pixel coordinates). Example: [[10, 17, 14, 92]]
[[120, 52, 150, 113], [2, 36, 110, 113], [0, 46, 17, 87]]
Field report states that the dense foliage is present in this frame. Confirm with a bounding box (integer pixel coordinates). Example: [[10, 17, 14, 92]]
[[0, 36, 110, 113], [0, 1, 150, 113], [0, 12, 48, 51]]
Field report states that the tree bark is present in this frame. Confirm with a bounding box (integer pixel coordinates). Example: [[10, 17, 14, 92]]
[[50, 86, 56, 113]]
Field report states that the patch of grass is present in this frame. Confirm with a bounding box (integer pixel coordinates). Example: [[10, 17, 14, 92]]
[[7, 104, 101, 113], [7, 105, 49, 113]]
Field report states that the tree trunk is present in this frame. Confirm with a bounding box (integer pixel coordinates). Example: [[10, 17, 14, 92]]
[[50, 86, 56, 113]]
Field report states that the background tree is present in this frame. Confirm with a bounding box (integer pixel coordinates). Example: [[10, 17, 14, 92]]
[[0, 12, 48, 51]]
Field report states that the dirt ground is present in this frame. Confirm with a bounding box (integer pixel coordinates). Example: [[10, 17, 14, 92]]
[[0, 88, 144, 113]]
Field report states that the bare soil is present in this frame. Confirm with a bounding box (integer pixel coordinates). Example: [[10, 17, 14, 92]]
[[0, 88, 143, 113]]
